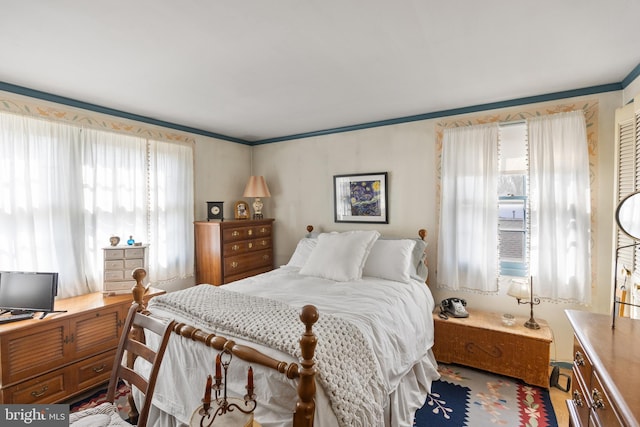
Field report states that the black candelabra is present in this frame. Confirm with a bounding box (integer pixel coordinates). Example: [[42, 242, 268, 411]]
[[196, 350, 257, 427]]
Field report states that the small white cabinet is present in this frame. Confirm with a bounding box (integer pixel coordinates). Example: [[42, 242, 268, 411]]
[[102, 245, 148, 294]]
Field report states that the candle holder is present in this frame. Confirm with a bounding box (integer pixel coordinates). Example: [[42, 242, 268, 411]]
[[195, 350, 257, 427]]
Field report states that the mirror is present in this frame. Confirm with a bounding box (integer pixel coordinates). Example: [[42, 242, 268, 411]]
[[616, 191, 640, 240], [613, 191, 640, 327]]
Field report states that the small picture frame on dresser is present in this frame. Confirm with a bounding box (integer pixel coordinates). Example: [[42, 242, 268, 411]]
[[234, 201, 249, 220]]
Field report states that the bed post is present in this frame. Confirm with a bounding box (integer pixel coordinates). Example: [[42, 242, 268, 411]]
[[131, 268, 148, 313], [293, 304, 319, 427], [127, 268, 149, 423]]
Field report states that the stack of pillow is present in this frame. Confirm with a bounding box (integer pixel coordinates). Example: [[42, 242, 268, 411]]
[[286, 230, 428, 284]]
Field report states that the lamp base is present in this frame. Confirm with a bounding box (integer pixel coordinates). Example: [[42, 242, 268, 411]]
[[252, 198, 264, 220], [524, 318, 540, 329]]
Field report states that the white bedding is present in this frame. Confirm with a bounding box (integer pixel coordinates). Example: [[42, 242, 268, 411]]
[[143, 266, 439, 427]]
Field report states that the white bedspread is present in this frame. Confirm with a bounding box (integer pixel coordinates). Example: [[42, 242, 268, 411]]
[[145, 266, 438, 427]]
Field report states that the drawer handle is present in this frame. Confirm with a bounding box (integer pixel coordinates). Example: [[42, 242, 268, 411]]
[[259, 240, 267, 246], [572, 390, 584, 407], [31, 385, 49, 398], [232, 231, 240, 237], [93, 364, 106, 373], [232, 244, 240, 251], [574, 350, 585, 366], [248, 229, 253, 236], [262, 254, 270, 260], [230, 262, 239, 269], [248, 242, 253, 249], [592, 389, 606, 410], [64, 334, 75, 344], [260, 227, 267, 233]]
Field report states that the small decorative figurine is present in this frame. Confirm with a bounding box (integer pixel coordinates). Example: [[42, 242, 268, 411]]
[[109, 236, 120, 246]]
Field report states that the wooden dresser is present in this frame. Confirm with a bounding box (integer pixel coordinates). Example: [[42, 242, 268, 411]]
[[432, 308, 553, 388], [0, 288, 163, 404], [194, 219, 274, 285], [566, 310, 640, 427]]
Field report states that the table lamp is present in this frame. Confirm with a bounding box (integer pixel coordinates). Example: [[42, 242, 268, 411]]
[[507, 277, 541, 329], [243, 176, 271, 219]]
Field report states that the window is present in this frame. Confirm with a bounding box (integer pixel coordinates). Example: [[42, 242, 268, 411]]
[[0, 112, 195, 298], [438, 111, 591, 303], [498, 123, 528, 277]]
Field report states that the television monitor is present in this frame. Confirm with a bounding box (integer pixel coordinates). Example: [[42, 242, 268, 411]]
[[0, 271, 58, 314]]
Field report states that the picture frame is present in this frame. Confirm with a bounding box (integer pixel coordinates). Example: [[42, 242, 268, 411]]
[[334, 172, 388, 223], [234, 200, 250, 220]]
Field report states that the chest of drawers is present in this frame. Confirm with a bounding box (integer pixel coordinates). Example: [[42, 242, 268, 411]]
[[0, 289, 164, 404], [566, 310, 640, 427], [194, 219, 274, 285], [102, 245, 149, 294]]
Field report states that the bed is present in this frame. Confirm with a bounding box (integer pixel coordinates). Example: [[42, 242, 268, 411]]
[[131, 227, 439, 427]]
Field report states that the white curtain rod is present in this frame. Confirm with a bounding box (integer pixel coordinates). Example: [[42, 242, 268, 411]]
[[499, 119, 526, 127]]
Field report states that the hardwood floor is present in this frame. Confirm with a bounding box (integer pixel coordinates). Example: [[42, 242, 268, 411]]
[[549, 366, 571, 427]]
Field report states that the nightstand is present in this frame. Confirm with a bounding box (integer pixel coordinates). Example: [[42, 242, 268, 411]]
[[432, 308, 553, 388]]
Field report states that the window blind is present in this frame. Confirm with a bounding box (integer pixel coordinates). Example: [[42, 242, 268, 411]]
[[615, 99, 640, 275]]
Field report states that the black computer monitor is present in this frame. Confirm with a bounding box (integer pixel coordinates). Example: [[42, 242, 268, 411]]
[[0, 271, 58, 314]]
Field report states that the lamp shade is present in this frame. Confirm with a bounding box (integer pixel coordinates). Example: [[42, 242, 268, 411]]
[[508, 278, 531, 300], [243, 176, 271, 198]]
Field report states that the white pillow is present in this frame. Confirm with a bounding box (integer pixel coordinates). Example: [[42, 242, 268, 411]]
[[363, 239, 416, 283], [286, 238, 318, 268], [299, 230, 380, 281], [411, 238, 429, 282]]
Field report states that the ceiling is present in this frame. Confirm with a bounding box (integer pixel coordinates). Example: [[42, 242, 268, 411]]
[[2, 1, 639, 143]]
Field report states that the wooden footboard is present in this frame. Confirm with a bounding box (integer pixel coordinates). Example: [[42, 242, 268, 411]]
[[130, 268, 318, 427]]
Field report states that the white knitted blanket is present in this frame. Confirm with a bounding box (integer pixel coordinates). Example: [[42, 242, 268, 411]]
[[149, 285, 385, 426]]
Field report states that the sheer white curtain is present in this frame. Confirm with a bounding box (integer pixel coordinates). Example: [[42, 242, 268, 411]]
[[528, 110, 591, 303], [0, 111, 195, 298], [148, 139, 194, 282], [0, 114, 89, 296], [437, 123, 499, 292], [82, 128, 148, 292]]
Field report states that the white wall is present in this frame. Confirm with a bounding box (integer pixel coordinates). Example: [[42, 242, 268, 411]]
[[193, 137, 252, 222], [246, 91, 622, 363], [251, 122, 438, 263]]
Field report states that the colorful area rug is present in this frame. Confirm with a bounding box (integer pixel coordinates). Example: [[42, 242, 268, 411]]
[[414, 363, 558, 427], [72, 365, 558, 427]]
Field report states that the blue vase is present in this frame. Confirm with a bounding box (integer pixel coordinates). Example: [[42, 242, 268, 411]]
[[127, 236, 135, 245]]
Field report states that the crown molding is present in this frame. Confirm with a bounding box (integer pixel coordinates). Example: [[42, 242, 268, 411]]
[[2, 60, 639, 146]]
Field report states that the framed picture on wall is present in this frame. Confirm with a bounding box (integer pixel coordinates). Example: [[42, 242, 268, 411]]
[[333, 172, 388, 223]]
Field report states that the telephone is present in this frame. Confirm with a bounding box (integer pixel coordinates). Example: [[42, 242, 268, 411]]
[[439, 298, 469, 319]]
